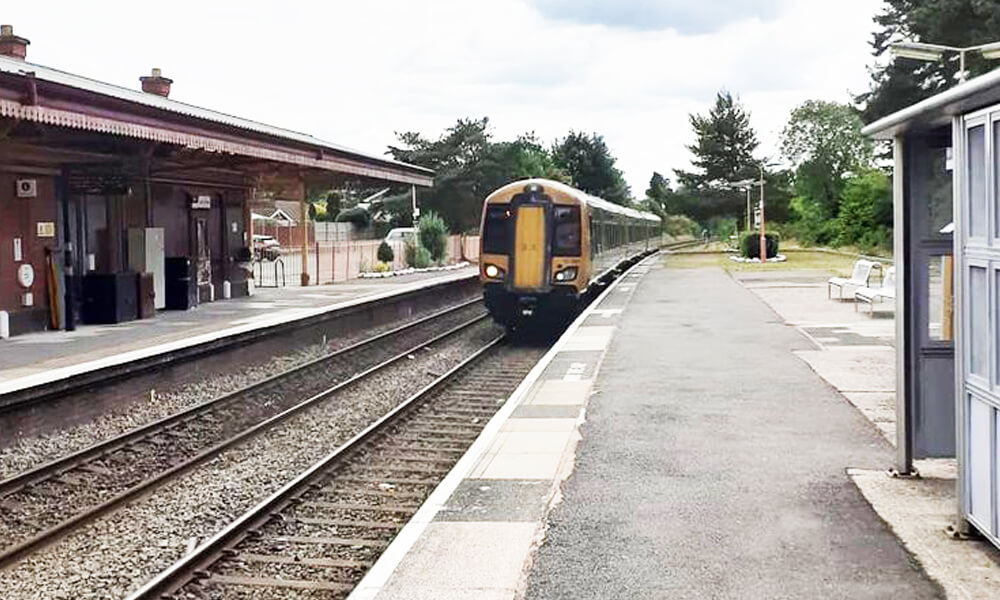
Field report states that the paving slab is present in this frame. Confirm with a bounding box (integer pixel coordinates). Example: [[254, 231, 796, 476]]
[[0, 267, 476, 391], [737, 265, 1000, 599], [348, 258, 657, 600], [525, 263, 942, 599]]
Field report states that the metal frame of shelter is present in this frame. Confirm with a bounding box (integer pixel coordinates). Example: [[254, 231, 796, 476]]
[[865, 68, 1000, 545]]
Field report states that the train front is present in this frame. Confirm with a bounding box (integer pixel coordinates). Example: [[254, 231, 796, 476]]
[[479, 179, 587, 328]]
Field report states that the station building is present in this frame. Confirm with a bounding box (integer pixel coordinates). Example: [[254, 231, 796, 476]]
[[0, 25, 432, 337], [865, 68, 1000, 550]]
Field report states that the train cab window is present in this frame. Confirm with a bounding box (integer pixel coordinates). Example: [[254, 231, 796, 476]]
[[482, 204, 511, 254], [552, 206, 581, 256]]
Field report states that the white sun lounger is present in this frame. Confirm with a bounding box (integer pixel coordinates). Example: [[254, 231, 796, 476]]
[[828, 259, 880, 300], [855, 266, 896, 313]]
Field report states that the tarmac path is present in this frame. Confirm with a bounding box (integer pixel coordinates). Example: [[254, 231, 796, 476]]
[[524, 264, 943, 599]]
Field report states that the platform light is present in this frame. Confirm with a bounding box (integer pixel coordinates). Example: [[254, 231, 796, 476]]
[[890, 42, 945, 62], [890, 39, 1000, 83], [982, 42, 1000, 60]]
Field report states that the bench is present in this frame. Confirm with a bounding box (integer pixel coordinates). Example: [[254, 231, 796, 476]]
[[828, 259, 880, 300], [855, 266, 895, 313]]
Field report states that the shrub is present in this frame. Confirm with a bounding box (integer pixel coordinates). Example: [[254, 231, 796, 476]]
[[404, 242, 432, 268], [706, 216, 737, 241], [662, 214, 699, 238], [417, 211, 448, 263], [336, 206, 371, 227], [787, 196, 839, 246], [374, 261, 391, 273], [837, 169, 892, 252], [741, 232, 780, 259], [377, 240, 394, 263]]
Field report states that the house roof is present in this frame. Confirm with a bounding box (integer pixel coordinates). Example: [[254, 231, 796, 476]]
[[863, 68, 1000, 139], [271, 200, 303, 222], [0, 54, 433, 186]]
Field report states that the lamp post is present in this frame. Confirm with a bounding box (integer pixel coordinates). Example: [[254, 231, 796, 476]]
[[891, 40, 1000, 82], [758, 165, 766, 264]]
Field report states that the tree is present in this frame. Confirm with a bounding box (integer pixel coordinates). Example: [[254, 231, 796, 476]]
[[325, 191, 343, 222], [781, 100, 873, 218], [551, 131, 632, 205], [673, 91, 760, 223], [642, 171, 677, 218], [388, 118, 495, 232], [417, 210, 449, 263], [837, 168, 893, 251], [857, 0, 1000, 123]]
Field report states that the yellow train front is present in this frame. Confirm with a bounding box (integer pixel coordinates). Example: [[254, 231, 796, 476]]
[[479, 179, 661, 328]]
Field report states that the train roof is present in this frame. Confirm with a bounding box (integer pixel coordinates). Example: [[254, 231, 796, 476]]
[[486, 179, 661, 223]]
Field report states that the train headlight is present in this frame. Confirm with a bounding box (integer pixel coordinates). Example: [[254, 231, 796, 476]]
[[484, 264, 503, 279], [554, 267, 578, 282]]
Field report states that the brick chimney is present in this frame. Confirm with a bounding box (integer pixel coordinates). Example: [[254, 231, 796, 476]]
[[140, 68, 172, 98], [0, 25, 29, 60]]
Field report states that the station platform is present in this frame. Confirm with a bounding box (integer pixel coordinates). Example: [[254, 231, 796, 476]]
[[349, 254, 945, 600], [0, 267, 476, 396]]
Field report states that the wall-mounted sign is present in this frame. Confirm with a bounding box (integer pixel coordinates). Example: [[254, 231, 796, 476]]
[[16, 179, 37, 198], [36, 222, 55, 238], [13, 238, 22, 262], [191, 195, 212, 209]]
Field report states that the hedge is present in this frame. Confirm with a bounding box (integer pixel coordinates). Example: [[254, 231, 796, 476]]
[[741, 232, 780, 259]]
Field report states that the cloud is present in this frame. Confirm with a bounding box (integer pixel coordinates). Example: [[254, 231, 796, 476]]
[[2, 0, 880, 200], [527, 0, 783, 33]]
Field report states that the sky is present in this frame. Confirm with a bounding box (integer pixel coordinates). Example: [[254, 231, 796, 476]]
[[4, 0, 881, 197]]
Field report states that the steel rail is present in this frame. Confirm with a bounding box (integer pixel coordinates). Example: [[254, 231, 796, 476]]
[[0, 304, 489, 568], [127, 334, 507, 600], [0, 298, 481, 497]]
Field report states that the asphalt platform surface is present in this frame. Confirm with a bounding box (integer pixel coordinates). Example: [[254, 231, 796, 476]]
[[524, 263, 943, 599]]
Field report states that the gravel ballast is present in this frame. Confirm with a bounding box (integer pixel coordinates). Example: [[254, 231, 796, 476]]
[[0, 302, 478, 481], [0, 320, 501, 600]]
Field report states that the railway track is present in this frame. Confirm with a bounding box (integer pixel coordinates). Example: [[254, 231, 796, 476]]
[[0, 299, 488, 568], [129, 337, 545, 600]]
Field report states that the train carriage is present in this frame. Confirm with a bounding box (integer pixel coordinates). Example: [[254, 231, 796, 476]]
[[479, 178, 661, 328]]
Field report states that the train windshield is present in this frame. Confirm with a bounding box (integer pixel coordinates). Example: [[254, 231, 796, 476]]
[[552, 205, 581, 256], [482, 204, 511, 254]]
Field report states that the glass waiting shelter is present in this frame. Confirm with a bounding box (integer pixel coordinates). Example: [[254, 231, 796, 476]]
[[865, 69, 1000, 546]]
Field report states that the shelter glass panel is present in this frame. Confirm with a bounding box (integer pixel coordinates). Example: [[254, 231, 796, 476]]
[[969, 395, 994, 531], [970, 265, 990, 379], [969, 125, 987, 239], [994, 120, 1000, 240], [928, 256, 954, 341], [911, 141, 954, 239]]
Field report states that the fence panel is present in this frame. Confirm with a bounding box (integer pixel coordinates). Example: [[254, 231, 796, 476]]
[[252, 233, 481, 288]]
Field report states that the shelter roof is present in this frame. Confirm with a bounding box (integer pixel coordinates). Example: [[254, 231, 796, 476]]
[[0, 55, 433, 186], [863, 68, 1000, 140]]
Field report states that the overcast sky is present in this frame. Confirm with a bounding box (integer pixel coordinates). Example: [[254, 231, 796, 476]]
[[5, 0, 880, 196]]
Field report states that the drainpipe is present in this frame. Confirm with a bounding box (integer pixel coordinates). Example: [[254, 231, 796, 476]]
[[59, 173, 75, 331]]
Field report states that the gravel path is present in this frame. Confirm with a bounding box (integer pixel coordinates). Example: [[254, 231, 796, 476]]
[[0, 304, 468, 481], [0, 320, 501, 600]]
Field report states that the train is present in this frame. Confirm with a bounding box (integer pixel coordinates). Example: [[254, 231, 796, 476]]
[[478, 178, 661, 328]]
